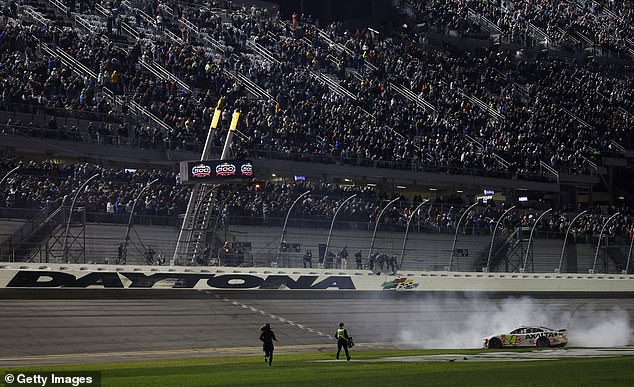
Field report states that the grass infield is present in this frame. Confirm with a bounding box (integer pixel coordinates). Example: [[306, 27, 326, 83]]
[[3, 349, 634, 387]]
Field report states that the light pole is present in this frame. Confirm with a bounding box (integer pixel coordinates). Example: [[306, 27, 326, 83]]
[[557, 210, 588, 273], [399, 199, 430, 269], [368, 196, 400, 262], [324, 194, 357, 265], [448, 202, 479, 271], [485, 205, 516, 272], [0, 166, 20, 187], [277, 190, 310, 266], [522, 208, 553, 272], [121, 178, 159, 264], [625, 229, 634, 274], [592, 212, 620, 274], [63, 173, 99, 262]]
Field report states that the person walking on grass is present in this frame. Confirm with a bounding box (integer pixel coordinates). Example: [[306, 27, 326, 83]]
[[260, 323, 277, 366], [335, 322, 351, 361]]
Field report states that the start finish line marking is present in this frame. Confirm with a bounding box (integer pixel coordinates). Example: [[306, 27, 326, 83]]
[[209, 292, 333, 340], [206, 291, 387, 349]]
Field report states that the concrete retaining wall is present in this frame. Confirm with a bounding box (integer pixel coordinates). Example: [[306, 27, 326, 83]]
[[0, 263, 632, 292]]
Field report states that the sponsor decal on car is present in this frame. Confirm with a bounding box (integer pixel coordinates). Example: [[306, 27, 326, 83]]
[[382, 277, 419, 290]]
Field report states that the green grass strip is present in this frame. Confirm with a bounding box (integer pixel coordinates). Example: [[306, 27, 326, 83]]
[[2, 349, 633, 387]]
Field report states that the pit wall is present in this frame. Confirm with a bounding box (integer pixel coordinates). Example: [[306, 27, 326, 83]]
[[1, 263, 633, 293]]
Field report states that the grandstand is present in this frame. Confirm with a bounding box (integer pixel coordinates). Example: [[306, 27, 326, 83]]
[[0, 0, 632, 274]]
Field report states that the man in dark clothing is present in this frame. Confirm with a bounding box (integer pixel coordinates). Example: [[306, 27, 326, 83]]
[[335, 322, 351, 361], [303, 249, 312, 268], [259, 323, 277, 366], [355, 250, 363, 269]]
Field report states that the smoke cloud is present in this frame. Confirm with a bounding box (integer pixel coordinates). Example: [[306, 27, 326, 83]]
[[396, 295, 633, 348]]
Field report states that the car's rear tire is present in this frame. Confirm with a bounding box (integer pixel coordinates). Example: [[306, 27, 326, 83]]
[[488, 338, 502, 349], [536, 337, 550, 348]]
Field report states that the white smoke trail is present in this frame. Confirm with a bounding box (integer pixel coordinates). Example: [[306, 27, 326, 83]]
[[397, 295, 633, 348]]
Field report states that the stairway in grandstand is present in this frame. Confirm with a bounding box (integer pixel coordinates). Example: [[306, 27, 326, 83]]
[[0, 206, 64, 262], [173, 184, 218, 265]]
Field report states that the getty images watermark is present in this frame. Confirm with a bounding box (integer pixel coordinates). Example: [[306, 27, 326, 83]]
[[4, 372, 101, 387]]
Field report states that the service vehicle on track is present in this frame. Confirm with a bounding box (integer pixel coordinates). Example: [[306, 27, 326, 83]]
[[483, 326, 568, 349]]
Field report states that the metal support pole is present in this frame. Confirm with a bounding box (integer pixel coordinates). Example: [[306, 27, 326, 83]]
[[557, 210, 588, 273], [324, 194, 357, 264], [277, 190, 310, 265], [592, 212, 620, 273], [399, 199, 429, 269], [368, 197, 401, 262], [121, 178, 159, 264], [173, 109, 236, 263], [448, 202, 479, 271], [522, 208, 553, 272], [63, 173, 99, 262], [485, 205, 516, 271], [0, 166, 20, 187], [625, 230, 634, 274]]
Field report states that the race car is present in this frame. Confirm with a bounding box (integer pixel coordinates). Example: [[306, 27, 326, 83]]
[[483, 326, 568, 349]]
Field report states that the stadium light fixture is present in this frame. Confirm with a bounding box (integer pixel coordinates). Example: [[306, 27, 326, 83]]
[[558, 210, 588, 273], [63, 173, 100, 263], [592, 212, 621, 273], [324, 194, 357, 267], [429, 188, 437, 191], [523, 208, 553, 272], [448, 201, 479, 271], [368, 197, 401, 263], [400, 199, 430, 269], [0, 165, 20, 187], [486, 205, 517, 271], [277, 190, 311, 265]]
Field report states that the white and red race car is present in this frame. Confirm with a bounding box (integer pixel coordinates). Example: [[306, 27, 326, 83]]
[[483, 326, 568, 349]]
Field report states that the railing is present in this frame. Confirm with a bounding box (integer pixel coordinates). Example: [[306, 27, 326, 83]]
[[458, 88, 506, 121], [390, 82, 438, 114], [0, 101, 123, 125], [0, 125, 558, 182], [127, 100, 174, 133], [246, 39, 281, 65], [610, 140, 626, 154], [540, 160, 560, 183], [466, 8, 502, 34], [2, 207, 623, 245], [309, 70, 357, 100], [46, 0, 68, 14], [465, 134, 510, 171]]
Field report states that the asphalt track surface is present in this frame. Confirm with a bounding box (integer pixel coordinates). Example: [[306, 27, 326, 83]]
[[1, 290, 634, 366]]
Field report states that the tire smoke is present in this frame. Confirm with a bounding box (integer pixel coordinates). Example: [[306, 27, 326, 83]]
[[396, 295, 633, 348]]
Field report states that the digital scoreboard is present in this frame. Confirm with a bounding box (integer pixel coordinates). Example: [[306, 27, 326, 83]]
[[180, 160, 254, 183]]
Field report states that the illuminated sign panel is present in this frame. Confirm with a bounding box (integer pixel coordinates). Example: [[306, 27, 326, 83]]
[[181, 160, 254, 183]]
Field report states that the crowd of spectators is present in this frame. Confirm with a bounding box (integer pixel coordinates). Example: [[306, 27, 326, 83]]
[[400, 0, 634, 56], [0, 158, 188, 216], [3, 159, 630, 243], [0, 0, 632, 182]]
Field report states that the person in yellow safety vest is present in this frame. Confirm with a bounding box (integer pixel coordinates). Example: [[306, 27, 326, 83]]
[[335, 322, 351, 361]]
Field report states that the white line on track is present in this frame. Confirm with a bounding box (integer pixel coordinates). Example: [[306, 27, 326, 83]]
[[208, 292, 334, 340]]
